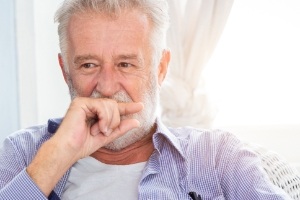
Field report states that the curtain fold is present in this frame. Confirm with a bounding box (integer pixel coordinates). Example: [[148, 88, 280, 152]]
[[160, 0, 234, 128]]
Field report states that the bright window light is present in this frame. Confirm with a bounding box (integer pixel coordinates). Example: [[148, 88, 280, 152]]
[[204, 0, 300, 127]]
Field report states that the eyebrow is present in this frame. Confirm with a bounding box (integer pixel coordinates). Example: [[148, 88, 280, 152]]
[[74, 54, 100, 65], [73, 53, 144, 65], [116, 54, 144, 65]]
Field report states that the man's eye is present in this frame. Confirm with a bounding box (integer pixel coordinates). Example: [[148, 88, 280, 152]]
[[118, 62, 132, 68], [82, 63, 96, 69]]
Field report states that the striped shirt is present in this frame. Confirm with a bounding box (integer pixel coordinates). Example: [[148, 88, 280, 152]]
[[0, 118, 291, 200]]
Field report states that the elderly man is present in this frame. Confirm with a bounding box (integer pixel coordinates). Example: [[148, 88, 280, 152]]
[[0, 0, 291, 199]]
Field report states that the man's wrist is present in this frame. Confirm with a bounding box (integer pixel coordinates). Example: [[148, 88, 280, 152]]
[[26, 137, 76, 196]]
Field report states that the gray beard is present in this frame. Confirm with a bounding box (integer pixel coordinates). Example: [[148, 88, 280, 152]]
[[67, 76, 159, 151]]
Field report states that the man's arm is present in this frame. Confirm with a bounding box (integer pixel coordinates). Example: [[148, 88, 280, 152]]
[[0, 137, 49, 199], [1, 97, 143, 198], [219, 134, 292, 199]]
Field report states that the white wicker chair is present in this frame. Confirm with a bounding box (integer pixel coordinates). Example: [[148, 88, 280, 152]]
[[248, 143, 300, 199]]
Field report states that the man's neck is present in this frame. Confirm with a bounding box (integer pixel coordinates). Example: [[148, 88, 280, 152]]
[[91, 130, 155, 165]]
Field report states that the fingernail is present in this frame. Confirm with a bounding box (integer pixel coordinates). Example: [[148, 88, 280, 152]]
[[102, 127, 108, 134], [91, 131, 99, 136], [106, 129, 113, 136], [102, 129, 112, 137]]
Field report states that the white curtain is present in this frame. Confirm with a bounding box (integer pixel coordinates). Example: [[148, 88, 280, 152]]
[[160, 0, 234, 128]]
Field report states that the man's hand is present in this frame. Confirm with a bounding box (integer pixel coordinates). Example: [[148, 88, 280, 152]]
[[56, 97, 143, 160], [27, 97, 143, 197]]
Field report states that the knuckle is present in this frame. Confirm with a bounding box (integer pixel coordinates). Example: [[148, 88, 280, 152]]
[[72, 97, 84, 104]]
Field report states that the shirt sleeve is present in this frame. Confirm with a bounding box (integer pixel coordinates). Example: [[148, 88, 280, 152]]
[[0, 137, 48, 199], [219, 133, 292, 199]]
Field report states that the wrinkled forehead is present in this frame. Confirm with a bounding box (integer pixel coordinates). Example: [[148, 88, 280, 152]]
[[65, 9, 154, 61], [66, 9, 152, 47]]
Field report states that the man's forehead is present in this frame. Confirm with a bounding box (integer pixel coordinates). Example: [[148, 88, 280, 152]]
[[66, 10, 152, 49], [64, 9, 153, 66]]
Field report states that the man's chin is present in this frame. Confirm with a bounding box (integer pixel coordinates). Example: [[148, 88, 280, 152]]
[[104, 124, 154, 151]]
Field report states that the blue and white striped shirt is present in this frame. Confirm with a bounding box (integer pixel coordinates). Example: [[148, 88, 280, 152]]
[[0, 118, 291, 199]]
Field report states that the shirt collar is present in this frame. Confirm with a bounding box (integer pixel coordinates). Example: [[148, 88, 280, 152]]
[[48, 118, 63, 134], [153, 119, 185, 158], [47, 117, 185, 158]]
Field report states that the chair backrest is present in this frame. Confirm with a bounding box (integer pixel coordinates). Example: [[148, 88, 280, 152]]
[[247, 143, 300, 199]]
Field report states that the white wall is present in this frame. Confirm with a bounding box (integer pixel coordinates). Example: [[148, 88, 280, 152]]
[[15, 0, 37, 130], [0, 0, 19, 140], [16, 0, 69, 130], [34, 0, 70, 125]]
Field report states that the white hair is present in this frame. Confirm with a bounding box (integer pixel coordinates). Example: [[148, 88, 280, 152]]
[[54, 0, 169, 73]]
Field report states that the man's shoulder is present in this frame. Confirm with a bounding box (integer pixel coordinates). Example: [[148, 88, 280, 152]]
[[5, 124, 51, 152], [165, 126, 243, 159], [8, 124, 49, 141], [168, 126, 240, 145], [0, 124, 51, 166]]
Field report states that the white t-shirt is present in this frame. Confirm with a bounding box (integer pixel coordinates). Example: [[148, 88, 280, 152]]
[[61, 156, 146, 200]]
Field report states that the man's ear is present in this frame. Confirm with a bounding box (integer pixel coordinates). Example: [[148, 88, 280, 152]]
[[157, 49, 170, 85], [58, 53, 68, 83]]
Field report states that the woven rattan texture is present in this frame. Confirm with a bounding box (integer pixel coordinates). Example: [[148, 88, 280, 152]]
[[249, 144, 300, 199]]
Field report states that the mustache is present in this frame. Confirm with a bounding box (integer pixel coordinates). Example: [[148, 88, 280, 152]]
[[66, 74, 133, 103], [90, 90, 133, 103]]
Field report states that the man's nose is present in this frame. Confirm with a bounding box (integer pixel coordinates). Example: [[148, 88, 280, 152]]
[[96, 66, 121, 97]]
